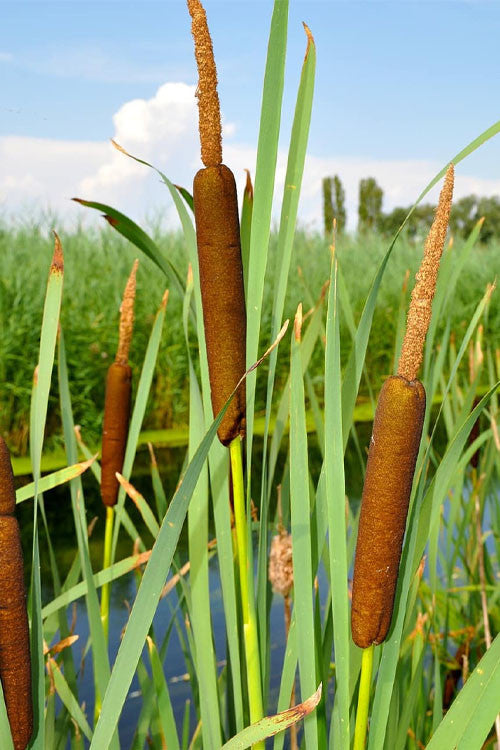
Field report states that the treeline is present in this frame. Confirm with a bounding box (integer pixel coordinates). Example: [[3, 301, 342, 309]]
[[322, 175, 500, 241]]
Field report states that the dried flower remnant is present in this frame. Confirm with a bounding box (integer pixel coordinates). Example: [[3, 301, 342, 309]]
[[269, 528, 294, 598]]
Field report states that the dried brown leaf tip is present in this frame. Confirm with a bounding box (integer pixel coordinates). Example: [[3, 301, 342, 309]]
[[294, 303, 303, 342], [398, 164, 454, 381], [244, 169, 253, 200], [302, 22, 314, 60], [187, 0, 222, 167], [116, 259, 138, 365], [51, 231, 64, 274]]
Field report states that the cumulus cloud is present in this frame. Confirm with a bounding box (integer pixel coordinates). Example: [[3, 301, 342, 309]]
[[1, 79, 500, 233]]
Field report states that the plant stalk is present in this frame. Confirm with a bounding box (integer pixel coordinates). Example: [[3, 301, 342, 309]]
[[353, 644, 374, 750], [100, 506, 114, 642], [229, 437, 264, 745]]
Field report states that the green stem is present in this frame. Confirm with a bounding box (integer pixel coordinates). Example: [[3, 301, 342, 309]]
[[100, 506, 114, 642], [95, 505, 114, 722], [230, 437, 264, 745], [353, 644, 374, 750]]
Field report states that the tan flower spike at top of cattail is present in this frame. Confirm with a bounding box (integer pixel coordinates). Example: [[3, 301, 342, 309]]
[[101, 259, 138, 507], [0, 437, 33, 750], [351, 165, 454, 649], [187, 0, 246, 446]]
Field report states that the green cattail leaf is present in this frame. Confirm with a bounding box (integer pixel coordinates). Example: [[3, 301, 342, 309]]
[[15, 456, 96, 504], [174, 183, 194, 212], [0, 682, 14, 750], [146, 638, 180, 750], [184, 265, 222, 747], [324, 259, 350, 747], [245, 0, 289, 473], [110, 289, 168, 558], [272, 615, 297, 750], [290, 310, 319, 748], [49, 657, 93, 741], [42, 548, 152, 619], [257, 26, 316, 678], [223, 685, 322, 750], [426, 632, 500, 749], [58, 330, 119, 750], [240, 169, 253, 298], [72, 198, 186, 300], [29, 236, 64, 750]]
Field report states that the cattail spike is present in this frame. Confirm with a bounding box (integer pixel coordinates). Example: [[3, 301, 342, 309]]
[[398, 164, 454, 381], [187, 0, 222, 167], [116, 259, 138, 365]]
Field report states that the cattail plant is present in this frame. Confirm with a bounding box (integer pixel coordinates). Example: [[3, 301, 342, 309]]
[[186, 0, 264, 737], [187, 0, 246, 447], [351, 165, 454, 748], [0, 437, 32, 750], [100, 259, 138, 640]]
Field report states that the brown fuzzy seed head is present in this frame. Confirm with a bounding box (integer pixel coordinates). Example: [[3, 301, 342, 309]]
[[0, 517, 32, 750], [351, 375, 426, 648], [193, 164, 246, 445], [269, 530, 294, 597], [187, 0, 222, 167], [0, 438, 16, 516], [101, 362, 132, 506], [398, 165, 454, 381], [116, 259, 138, 366]]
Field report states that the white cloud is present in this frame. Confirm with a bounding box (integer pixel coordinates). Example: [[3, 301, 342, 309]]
[[1, 79, 499, 233]]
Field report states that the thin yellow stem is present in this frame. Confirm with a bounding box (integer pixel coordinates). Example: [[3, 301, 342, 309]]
[[353, 644, 374, 750], [229, 437, 264, 746], [100, 506, 114, 642]]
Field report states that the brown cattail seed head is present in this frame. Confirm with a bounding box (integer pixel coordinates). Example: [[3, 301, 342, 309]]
[[187, 0, 222, 167], [0, 439, 16, 516], [351, 375, 426, 648], [193, 164, 246, 445], [101, 362, 132, 506], [0, 438, 33, 750], [398, 165, 454, 381], [269, 529, 294, 597]]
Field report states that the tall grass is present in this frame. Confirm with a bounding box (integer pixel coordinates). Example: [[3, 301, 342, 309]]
[[1, 225, 499, 458], [2, 1, 500, 748]]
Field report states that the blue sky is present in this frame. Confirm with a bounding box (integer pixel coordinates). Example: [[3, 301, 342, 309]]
[[1, 1, 500, 229]]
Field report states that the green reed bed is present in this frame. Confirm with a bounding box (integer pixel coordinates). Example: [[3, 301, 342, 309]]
[[1, 224, 499, 459], [1, 0, 500, 747]]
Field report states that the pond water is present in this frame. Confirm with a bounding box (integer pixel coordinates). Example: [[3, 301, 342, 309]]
[[17, 441, 336, 749]]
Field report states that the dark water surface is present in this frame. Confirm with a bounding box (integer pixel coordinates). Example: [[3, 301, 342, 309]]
[[16, 440, 337, 748]]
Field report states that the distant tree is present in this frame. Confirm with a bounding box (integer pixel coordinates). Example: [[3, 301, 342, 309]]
[[450, 194, 500, 242], [333, 175, 346, 234], [449, 195, 478, 238], [322, 177, 334, 236], [378, 203, 435, 241], [476, 196, 500, 241], [358, 177, 383, 232]]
